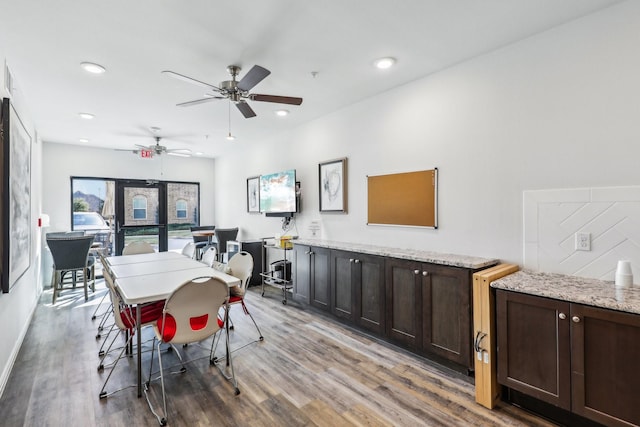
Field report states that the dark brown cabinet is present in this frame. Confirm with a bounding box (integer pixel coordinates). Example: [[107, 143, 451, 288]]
[[330, 250, 385, 335], [496, 290, 571, 409], [292, 244, 311, 303], [497, 290, 640, 427], [385, 258, 473, 369], [293, 244, 330, 311]]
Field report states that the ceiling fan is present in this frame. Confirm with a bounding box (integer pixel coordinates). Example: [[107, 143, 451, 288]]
[[130, 136, 192, 158], [162, 64, 303, 118]]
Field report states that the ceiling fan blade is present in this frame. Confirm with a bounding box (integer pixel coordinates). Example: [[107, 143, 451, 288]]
[[162, 70, 221, 91], [135, 144, 150, 149], [237, 65, 271, 91], [250, 94, 303, 105], [166, 149, 192, 158], [176, 97, 224, 107], [235, 101, 257, 118]]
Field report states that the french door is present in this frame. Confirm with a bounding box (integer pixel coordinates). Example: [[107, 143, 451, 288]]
[[115, 180, 167, 255]]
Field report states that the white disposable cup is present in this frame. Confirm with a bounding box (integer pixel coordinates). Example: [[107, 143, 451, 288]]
[[615, 273, 633, 288], [616, 260, 632, 276]]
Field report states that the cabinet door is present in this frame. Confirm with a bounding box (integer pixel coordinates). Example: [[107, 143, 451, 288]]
[[571, 304, 640, 426], [310, 246, 330, 311], [355, 253, 385, 335], [496, 290, 571, 410], [385, 258, 422, 349], [422, 263, 472, 368], [331, 250, 354, 321], [293, 245, 310, 303]]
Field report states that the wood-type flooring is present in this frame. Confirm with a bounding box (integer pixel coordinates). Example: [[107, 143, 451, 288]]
[[0, 280, 556, 426]]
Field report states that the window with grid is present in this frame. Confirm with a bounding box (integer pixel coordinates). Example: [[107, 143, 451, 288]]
[[133, 196, 147, 219], [176, 199, 187, 219]]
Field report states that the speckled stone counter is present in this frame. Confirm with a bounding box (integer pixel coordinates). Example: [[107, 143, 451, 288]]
[[491, 269, 640, 315], [293, 239, 498, 270]]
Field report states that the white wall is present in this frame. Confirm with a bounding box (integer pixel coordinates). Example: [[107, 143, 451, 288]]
[[214, 1, 640, 266], [0, 93, 43, 396], [42, 143, 216, 232]]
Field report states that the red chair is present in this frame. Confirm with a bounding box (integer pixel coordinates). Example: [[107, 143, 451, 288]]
[[98, 267, 164, 399], [226, 251, 264, 341]]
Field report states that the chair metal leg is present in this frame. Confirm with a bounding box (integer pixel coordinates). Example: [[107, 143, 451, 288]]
[[144, 338, 168, 426], [241, 301, 264, 341]]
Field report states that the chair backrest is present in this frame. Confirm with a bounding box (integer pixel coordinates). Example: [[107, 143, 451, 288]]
[[156, 276, 228, 344], [103, 267, 162, 331], [122, 241, 155, 255], [227, 251, 254, 294], [214, 227, 239, 255], [46, 235, 95, 270], [181, 242, 196, 259], [102, 268, 128, 331], [200, 246, 217, 267], [190, 225, 215, 244]]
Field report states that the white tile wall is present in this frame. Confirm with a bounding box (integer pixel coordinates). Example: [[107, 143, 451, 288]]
[[524, 186, 640, 284]]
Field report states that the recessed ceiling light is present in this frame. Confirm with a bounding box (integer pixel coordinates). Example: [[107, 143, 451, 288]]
[[374, 57, 396, 69], [78, 112, 95, 119], [275, 109, 289, 117], [80, 62, 106, 74], [79, 138, 89, 143], [195, 152, 204, 156]]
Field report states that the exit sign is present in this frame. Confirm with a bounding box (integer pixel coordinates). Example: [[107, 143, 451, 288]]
[[140, 149, 153, 158]]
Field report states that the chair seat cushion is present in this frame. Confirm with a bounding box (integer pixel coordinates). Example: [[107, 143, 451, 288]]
[[120, 300, 164, 330], [229, 295, 243, 304]]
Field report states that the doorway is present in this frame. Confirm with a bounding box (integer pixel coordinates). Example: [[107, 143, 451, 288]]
[[72, 177, 200, 256]]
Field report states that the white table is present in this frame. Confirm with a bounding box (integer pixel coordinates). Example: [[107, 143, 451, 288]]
[[109, 257, 207, 280], [105, 252, 240, 397], [104, 251, 184, 266]]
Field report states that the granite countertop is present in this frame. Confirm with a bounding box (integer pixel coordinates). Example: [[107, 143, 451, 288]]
[[294, 239, 498, 270], [491, 269, 640, 315]]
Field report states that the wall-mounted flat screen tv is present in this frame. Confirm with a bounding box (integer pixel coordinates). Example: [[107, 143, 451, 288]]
[[260, 169, 296, 216]]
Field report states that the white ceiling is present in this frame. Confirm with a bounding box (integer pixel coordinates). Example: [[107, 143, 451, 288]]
[[0, 0, 622, 158]]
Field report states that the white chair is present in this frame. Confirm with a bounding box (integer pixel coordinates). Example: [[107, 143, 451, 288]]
[[144, 276, 237, 425], [200, 246, 217, 267], [226, 251, 263, 341], [181, 242, 196, 259], [122, 241, 155, 255], [98, 267, 164, 399]]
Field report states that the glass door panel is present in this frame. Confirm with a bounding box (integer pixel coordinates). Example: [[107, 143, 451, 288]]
[[115, 181, 166, 255], [166, 182, 199, 252]]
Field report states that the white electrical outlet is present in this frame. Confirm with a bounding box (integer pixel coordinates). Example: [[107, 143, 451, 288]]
[[575, 232, 591, 251]]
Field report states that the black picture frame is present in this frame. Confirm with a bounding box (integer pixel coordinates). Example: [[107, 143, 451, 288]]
[[246, 176, 260, 213], [319, 157, 347, 213], [1, 98, 32, 293], [1, 98, 10, 293]]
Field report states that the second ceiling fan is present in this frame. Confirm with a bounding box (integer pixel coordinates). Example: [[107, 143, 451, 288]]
[[163, 64, 303, 118]]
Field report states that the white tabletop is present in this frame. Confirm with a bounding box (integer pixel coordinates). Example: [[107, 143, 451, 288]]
[[108, 257, 206, 279], [105, 251, 184, 266], [115, 266, 241, 305]]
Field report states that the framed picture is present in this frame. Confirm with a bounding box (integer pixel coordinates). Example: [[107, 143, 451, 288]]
[[1, 98, 32, 292], [319, 157, 347, 213], [246, 176, 260, 213]]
